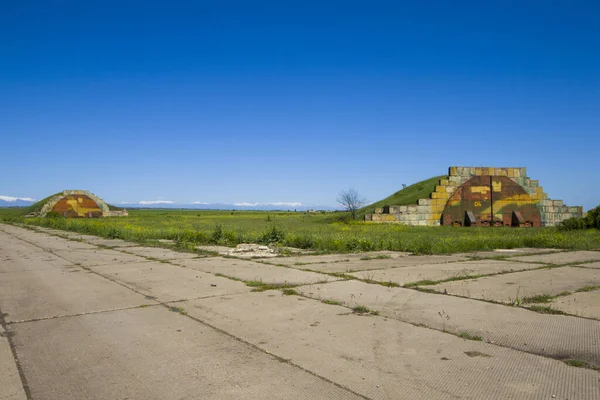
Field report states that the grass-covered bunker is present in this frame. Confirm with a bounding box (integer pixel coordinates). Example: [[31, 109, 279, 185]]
[[29, 190, 128, 218], [365, 166, 583, 227]]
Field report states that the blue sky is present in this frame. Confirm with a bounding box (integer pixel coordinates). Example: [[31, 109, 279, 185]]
[[1, 1, 599, 209]]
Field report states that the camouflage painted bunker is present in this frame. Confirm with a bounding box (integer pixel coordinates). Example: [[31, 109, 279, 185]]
[[365, 167, 583, 227], [33, 190, 128, 218]]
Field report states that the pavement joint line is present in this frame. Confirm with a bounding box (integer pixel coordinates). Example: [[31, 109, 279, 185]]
[[292, 286, 600, 370], [0, 225, 370, 399], [0, 305, 33, 400], [409, 287, 600, 322], [6, 304, 163, 325], [5, 224, 600, 375], [155, 291, 257, 304], [156, 300, 372, 400]]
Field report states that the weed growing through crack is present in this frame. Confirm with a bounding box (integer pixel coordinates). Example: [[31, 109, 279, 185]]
[[321, 299, 343, 306], [576, 285, 600, 293], [245, 280, 298, 292], [526, 305, 566, 315], [352, 305, 379, 315], [169, 306, 187, 315], [565, 359, 587, 368], [522, 294, 555, 304], [359, 254, 392, 261], [281, 288, 299, 296], [458, 332, 483, 341]]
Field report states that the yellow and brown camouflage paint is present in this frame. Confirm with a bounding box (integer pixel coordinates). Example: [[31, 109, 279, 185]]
[[52, 194, 103, 218], [441, 175, 542, 227]]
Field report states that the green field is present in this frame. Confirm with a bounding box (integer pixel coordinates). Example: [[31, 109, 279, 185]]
[[1, 208, 599, 255]]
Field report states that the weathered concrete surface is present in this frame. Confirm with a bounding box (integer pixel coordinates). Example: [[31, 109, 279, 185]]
[[429, 267, 600, 303], [578, 261, 600, 269], [56, 233, 102, 241], [118, 246, 201, 260], [351, 259, 541, 285], [296, 280, 600, 367], [0, 325, 27, 400], [11, 307, 357, 400], [462, 248, 561, 258], [53, 248, 150, 266], [541, 290, 600, 320], [259, 251, 412, 266], [289, 255, 471, 274], [511, 250, 600, 265], [88, 261, 252, 302], [0, 224, 99, 250], [0, 235, 73, 273], [3, 224, 599, 400], [183, 291, 600, 400], [81, 237, 138, 247], [195, 244, 234, 254], [0, 266, 152, 323], [172, 257, 336, 285]]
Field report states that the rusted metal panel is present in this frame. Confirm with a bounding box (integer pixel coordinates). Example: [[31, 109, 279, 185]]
[[52, 195, 103, 218], [442, 176, 541, 227]]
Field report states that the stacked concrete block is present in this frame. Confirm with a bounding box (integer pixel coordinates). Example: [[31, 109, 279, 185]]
[[365, 166, 583, 226]]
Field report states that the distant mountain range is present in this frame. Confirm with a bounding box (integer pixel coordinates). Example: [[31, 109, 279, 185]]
[[117, 202, 340, 211], [0, 197, 36, 208], [0, 196, 339, 211]]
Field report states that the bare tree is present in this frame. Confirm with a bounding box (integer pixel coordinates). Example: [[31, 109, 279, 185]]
[[337, 188, 366, 220]]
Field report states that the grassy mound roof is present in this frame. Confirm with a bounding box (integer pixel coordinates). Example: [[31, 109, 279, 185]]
[[359, 175, 445, 217], [2, 192, 123, 218]]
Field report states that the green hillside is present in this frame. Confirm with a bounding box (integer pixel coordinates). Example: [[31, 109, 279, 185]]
[[1, 192, 123, 219], [359, 175, 446, 217], [23, 193, 62, 215]]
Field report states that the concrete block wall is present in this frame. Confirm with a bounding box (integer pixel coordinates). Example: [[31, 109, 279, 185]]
[[365, 166, 583, 226]]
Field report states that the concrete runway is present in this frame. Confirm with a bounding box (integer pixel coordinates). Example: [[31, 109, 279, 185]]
[[1, 223, 599, 400]]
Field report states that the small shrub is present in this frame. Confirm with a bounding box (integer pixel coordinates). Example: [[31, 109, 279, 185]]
[[211, 223, 223, 243], [559, 205, 600, 230], [261, 224, 285, 244], [559, 217, 587, 231], [45, 211, 63, 219]]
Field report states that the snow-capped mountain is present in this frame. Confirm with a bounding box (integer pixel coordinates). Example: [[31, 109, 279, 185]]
[[0, 196, 36, 208], [117, 201, 340, 211]]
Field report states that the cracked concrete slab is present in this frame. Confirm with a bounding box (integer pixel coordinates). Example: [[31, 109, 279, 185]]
[[350, 259, 541, 285], [296, 280, 600, 368], [428, 267, 600, 303], [461, 248, 562, 258], [258, 251, 412, 266], [288, 255, 471, 273], [578, 261, 600, 269], [0, 233, 73, 273], [20, 235, 98, 251], [540, 290, 600, 320], [80, 237, 138, 247], [53, 248, 150, 266], [0, 266, 152, 322], [171, 257, 336, 285], [182, 291, 600, 400], [0, 325, 27, 400], [10, 307, 358, 400], [511, 250, 600, 265], [88, 261, 252, 302], [0, 225, 99, 250], [117, 246, 202, 260]]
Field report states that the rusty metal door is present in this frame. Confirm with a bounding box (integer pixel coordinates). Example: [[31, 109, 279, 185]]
[[442, 176, 541, 227]]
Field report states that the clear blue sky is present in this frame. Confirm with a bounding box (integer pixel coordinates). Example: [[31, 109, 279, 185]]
[[1, 1, 599, 209]]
